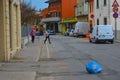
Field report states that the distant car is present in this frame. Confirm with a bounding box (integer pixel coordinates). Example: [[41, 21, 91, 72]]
[[48, 30, 55, 35], [64, 29, 71, 36], [36, 31, 43, 36], [69, 29, 74, 37], [73, 22, 88, 37]]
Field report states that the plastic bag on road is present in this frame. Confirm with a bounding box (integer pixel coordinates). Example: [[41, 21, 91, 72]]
[[86, 61, 103, 74]]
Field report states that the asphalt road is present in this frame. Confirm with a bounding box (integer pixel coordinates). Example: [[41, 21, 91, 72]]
[[0, 35, 120, 80], [36, 35, 120, 80]]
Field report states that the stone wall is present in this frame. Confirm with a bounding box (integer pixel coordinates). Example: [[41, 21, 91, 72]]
[[0, 0, 21, 61]]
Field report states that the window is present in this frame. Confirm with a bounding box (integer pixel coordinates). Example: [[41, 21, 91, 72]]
[[104, 0, 107, 6], [96, 0, 99, 9], [90, 20, 93, 33], [56, 12, 60, 17], [104, 17, 107, 25], [90, 4, 92, 12], [97, 19, 99, 25]]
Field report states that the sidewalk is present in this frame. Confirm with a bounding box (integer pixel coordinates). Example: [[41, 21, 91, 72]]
[[11, 37, 43, 62], [0, 72, 36, 80], [0, 37, 43, 80], [115, 39, 120, 43], [11, 39, 42, 62]]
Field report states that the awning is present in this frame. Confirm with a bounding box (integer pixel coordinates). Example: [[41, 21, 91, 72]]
[[62, 17, 78, 23], [42, 17, 60, 22]]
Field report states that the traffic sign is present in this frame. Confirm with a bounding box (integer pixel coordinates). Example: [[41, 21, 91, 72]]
[[113, 13, 118, 18], [90, 14, 94, 18], [112, 0, 119, 7], [112, 7, 118, 12]]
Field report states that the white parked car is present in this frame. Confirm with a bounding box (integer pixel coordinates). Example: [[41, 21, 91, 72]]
[[73, 22, 88, 37], [69, 29, 74, 37], [64, 29, 71, 36], [89, 25, 114, 43]]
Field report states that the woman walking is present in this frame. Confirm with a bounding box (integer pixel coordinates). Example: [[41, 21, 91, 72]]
[[30, 27, 36, 43]]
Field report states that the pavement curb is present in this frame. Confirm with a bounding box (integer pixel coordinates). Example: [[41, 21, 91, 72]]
[[115, 40, 120, 43]]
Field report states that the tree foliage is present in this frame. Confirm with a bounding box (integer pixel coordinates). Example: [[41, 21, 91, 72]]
[[21, 1, 36, 25]]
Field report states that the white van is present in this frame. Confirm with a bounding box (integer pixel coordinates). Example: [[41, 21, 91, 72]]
[[73, 22, 88, 37], [89, 25, 114, 43]]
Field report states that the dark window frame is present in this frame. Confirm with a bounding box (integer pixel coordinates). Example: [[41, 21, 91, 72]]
[[96, 0, 99, 9], [97, 18, 99, 25], [104, 0, 107, 6], [104, 17, 107, 25]]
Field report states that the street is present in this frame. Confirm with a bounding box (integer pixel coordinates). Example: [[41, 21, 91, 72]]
[[0, 35, 120, 80]]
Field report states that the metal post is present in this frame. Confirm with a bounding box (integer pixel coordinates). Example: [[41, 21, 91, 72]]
[[27, 24, 30, 42], [115, 18, 117, 39]]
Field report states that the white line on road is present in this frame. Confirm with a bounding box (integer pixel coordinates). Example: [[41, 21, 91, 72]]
[[46, 42, 50, 58]]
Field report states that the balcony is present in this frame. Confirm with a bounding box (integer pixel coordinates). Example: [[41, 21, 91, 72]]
[[42, 17, 60, 22]]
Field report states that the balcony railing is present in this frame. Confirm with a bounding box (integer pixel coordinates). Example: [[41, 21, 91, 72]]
[[42, 17, 60, 22]]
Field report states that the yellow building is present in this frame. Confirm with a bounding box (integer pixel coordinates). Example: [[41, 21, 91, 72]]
[[62, 17, 78, 34], [86, 0, 94, 32], [0, 0, 21, 61]]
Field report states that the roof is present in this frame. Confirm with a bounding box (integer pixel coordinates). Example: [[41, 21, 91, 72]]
[[45, 0, 59, 3]]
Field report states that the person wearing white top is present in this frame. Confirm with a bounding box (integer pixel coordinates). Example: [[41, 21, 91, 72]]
[[44, 30, 51, 44]]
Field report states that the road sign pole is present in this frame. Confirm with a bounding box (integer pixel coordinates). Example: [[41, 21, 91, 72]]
[[112, 0, 119, 39], [115, 18, 117, 39]]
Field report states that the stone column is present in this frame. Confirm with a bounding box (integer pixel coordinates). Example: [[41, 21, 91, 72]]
[[17, 0, 21, 50], [5, 0, 11, 61], [0, 0, 6, 61], [8, 0, 16, 56]]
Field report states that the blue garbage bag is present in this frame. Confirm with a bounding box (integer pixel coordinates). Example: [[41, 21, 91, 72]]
[[86, 61, 103, 74]]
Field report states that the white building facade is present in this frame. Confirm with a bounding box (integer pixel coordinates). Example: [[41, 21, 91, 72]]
[[94, 0, 120, 40], [75, 0, 88, 22]]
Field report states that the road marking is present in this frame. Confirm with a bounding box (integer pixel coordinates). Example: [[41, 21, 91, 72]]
[[36, 41, 44, 61], [46, 42, 50, 58]]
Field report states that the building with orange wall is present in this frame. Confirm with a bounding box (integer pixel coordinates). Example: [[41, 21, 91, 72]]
[[41, 0, 61, 33], [85, 0, 94, 32], [41, 0, 77, 34], [61, 0, 77, 34], [61, 0, 76, 18]]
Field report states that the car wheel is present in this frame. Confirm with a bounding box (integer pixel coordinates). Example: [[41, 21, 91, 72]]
[[89, 39, 92, 43], [111, 40, 114, 44], [95, 39, 98, 43]]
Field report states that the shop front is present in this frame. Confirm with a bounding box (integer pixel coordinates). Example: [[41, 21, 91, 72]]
[[61, 17, 78, 34], [42, 17, 60, 33]]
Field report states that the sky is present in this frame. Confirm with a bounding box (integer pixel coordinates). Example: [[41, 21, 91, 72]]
[[24, 0, 48, 11]]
